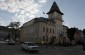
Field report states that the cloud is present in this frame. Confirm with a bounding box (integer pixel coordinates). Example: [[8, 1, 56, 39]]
[[0, 0, 5, 2], [0, 0, 47, 26], [63, 22, 75, 28], [38, 0, 47, 3]]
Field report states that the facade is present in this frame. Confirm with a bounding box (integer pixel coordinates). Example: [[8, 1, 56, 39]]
[[74, 30, 84, 44], [20, 1, 69, 45], [20, 17, 56, 44], [0, 26, 9, 41]]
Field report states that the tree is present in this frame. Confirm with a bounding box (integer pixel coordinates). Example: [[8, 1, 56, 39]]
[[67, 27, 78, 41], [8, 22, 20, 29], [83, 29, 85, 35], [7, 22, 20, 41]]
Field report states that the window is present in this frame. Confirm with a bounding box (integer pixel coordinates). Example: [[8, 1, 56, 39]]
[[43, 36, 45, 41], [50, 28, 51, 33], [53, 29, 54, 34], [43, 27, 45, 32], [50, 12, 56, 19], [29, 28, 33, 33], [46, 27, 48, 32]]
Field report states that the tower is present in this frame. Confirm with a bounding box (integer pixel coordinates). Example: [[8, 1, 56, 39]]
[[47, 1, 64, 44], [47, 1, 63, 20]]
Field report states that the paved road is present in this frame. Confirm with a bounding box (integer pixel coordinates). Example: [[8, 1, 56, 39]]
[[0, 44, 85, 55]]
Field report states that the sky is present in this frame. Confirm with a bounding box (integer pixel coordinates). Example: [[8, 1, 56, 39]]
[[0, 0, 85, 30]]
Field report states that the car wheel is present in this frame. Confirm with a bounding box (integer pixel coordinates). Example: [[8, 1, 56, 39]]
[[21, 47, 24, 50], [36, 50, 39, 52], [28, 49, 30, 52]]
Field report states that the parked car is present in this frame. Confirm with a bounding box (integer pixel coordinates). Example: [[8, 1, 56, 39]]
[[7, 40, 15, 45], [0, 41, 7, 44], [82, 36, 85, 50], [21, 42, 39, 52], [71, 40, 76, 46]]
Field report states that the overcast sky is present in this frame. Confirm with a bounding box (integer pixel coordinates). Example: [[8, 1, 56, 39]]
[[0, 0, 85, 30]]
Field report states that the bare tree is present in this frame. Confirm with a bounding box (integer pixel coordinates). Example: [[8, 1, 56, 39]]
[[7, 22, 20, 41]]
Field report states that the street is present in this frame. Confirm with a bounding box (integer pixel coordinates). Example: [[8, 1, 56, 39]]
[[0, 44, 85, 55]]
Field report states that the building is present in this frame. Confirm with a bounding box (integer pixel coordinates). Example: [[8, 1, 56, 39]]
[[74, 30, 84, 44], [0, 26, 9, 41], [20, 1, 69, 45]]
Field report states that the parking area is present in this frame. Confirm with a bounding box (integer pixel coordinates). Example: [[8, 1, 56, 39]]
[[0, 44, 85, 55]]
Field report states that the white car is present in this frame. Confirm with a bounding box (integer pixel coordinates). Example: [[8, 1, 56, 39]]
[[21, 42, 39, 52], [0, 41, 7, 44], [7, 40, 15, 45]]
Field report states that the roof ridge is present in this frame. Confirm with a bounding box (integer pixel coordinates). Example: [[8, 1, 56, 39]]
[[47, 1, 63, 15]]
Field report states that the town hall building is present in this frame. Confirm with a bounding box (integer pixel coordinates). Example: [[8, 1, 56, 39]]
[[20, 1, 69, 45]]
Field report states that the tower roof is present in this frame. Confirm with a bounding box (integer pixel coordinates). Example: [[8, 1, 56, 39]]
[[47, 1, 63, 15]]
